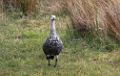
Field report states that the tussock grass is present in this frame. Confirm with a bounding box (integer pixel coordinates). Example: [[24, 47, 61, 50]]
[[64, 0, 120, 40]]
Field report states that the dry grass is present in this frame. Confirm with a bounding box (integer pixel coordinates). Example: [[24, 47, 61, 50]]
[[2, 0, 120, 40], [48, 1, 63, 14], [64, 0, 120, 40], [102, 0, 120, 39], [3, 0, 37, 15], [2, 0, 120, 42]]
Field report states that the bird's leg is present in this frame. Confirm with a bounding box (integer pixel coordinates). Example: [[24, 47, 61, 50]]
[[48, 59, 50, 66], [54, 55, 58, 67]]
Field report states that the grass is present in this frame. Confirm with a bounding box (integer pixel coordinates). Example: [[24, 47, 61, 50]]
[[0, 0, 120, 76], [64, 0, 120, 40]]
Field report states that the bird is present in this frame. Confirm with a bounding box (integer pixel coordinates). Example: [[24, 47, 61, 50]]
[[43, 15, 63, 67]]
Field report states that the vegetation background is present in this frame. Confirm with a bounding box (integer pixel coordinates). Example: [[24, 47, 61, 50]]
[[0, 0, 120, 76]]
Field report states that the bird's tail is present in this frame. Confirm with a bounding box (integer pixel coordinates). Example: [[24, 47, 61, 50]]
[[46, 56, 54, 60]]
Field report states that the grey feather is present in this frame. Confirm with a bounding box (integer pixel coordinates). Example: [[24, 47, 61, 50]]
[[43, 15, 63, 60]]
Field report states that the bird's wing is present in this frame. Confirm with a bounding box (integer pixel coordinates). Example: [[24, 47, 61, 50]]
[[57, 36, 63, 45]]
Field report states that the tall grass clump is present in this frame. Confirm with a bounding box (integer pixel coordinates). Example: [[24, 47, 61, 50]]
[[3, 0, 37, 16], [18, 0, 37, 16], [47, 0, 64, 15], [60, 0, 120, 51], [102, 0, 120, 40], [65, 0, 120, 40]]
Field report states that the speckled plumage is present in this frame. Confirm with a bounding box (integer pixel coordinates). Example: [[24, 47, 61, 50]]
[[43, 35, 63, 59], [42, 15, 63, 66]]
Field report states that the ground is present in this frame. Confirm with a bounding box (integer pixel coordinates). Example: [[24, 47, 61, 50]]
[[0, 13, 119, 76], [0, 0, 120, 75]]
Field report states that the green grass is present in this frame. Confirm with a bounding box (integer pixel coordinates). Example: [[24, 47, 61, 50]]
[[0, 14, 119, 76], [0, 1, 120, 75]]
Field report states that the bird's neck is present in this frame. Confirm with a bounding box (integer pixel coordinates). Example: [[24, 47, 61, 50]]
[[50, 20, 57, 35]]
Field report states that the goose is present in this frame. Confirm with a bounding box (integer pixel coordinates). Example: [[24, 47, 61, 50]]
[[43, 15, 63, 67]]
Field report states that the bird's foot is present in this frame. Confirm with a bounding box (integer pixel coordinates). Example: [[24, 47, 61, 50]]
[[54, 56, 58, 67], [48, 59, 51, 66], [54, 63, 57, 67]]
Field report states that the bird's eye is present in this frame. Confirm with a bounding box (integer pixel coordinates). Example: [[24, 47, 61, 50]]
[[51, 18, 55, 21]]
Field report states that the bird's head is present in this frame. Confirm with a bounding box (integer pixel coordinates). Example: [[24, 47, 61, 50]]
[[51, 15, 56, 21]]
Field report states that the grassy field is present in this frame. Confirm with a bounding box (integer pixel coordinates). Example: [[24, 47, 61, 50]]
[[0, 0, 120, 76]]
